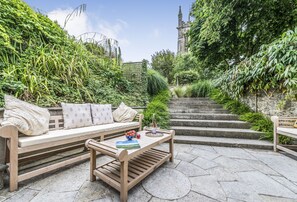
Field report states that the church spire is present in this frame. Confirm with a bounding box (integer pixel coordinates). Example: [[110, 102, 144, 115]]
[[178, 6, 182, 27]]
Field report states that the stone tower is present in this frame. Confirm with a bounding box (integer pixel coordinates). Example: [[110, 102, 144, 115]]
[[177, 6, 191, 54]]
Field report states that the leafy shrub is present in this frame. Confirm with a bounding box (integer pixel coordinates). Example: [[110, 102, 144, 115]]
[[143, 90, 171, 129], [151, 50, 175, 84], [224, 100, 251, 115], [173, 80, 213, 98], [174, 53, 200, 73], [209, 89, 231, 104], [185, 85, 193, 97], [173, 86, 188, 98], [240, 112, 292, 143], [191, 80, 213, 97], [216, 28, 297, 99], [174, 70, 200, 85], [147, 69, 168, 96]]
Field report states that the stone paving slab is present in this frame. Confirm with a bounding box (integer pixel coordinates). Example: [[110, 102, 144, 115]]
[[1, 144, 297, 202], [176, 161, 208, 177]]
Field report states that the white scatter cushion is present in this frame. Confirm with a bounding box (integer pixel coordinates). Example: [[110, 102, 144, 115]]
[[61, 103, 93, 129], [91, 104, 114, 125], [112, 102, 138, 122], [1, 95, 50, 136]]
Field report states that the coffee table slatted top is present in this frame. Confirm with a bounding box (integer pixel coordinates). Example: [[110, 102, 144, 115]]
[[100, 131, 172, 160]]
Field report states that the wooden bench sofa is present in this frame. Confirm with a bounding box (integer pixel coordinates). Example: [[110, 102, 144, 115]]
[[271, 116, 297, 157], [0, 107, 143, 192]]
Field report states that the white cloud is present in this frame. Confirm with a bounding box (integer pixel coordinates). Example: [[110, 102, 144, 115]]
[[96, 19, 127, 40], [47, 8, 92, 37], [47, 8, 129, 47]]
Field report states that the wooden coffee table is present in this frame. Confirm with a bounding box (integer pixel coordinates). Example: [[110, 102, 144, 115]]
[[85, 129, 175, 202]]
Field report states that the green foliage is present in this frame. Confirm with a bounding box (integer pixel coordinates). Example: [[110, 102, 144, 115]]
[[191, 81, 213, 97], [239, 112, 291, 143], [174, 70, 200, 85], [174, 53, 200, 73], [173, 80, 213, 98], [189, 0, 297, 70], [216, 28, 297, 98], [0, 0, 146, 107], [224, 100, 251, 115], [210, 89, 292, 144], [147, 69, 168, 96], [209, 89, 231, 104], [173, 86, 188, 98], [143, 90, 171, 129], [151, 49, 175, 84]]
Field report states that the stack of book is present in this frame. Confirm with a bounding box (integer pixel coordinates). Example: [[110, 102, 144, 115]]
[[116, 140, 140, 149]]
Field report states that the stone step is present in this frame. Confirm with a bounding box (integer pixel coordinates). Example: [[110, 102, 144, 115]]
[[171, 98, 210, 101], [169, 104, 223, 109], [171, 126, 262, 139], [170, 119, 250, 129], [169, 109, 229, 114], [174, 136, 273, 150], [170, 113, 239, 120], [169, 100, 217, 105]]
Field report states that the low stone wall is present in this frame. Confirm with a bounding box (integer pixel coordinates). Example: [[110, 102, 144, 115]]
[[240, 93, 297, 117]]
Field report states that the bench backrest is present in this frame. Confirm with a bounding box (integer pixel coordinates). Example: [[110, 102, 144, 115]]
[[1, 107, 144, 131], [278, 117, 297, 128]]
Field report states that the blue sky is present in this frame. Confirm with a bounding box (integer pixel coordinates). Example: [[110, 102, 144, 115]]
[[23, 0, 194, 62]]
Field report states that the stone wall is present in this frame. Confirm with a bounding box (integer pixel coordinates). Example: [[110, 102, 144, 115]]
[[240, 93, 297, 117]]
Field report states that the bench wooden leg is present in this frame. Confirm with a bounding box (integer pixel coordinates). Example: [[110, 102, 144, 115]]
[[120, 160, 128, 202], [169, 138, 174, 162], [9, 137, 18, 192], [90, 149, 96, 182], [274, 131, 279, 152]]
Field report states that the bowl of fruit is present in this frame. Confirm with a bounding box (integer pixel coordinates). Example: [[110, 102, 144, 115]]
[[125, 130, 136, 140]]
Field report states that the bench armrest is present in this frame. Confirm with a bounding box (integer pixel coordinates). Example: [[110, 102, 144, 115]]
[[137, 114, 144, 131], [0, 125, 18, 139]]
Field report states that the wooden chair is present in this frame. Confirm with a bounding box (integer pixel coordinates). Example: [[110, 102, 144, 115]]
[[271, 116, 297, 157]]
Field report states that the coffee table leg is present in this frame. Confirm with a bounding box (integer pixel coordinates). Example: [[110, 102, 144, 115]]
[[90, 148, 96, 182], [169, 137, 174, 162], [120, 160, 128, 202]]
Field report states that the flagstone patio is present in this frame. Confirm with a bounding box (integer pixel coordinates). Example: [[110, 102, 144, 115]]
[[1, 144, 297, 202]]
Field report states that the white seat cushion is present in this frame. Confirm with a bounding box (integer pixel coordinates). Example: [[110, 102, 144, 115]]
[[277, 127, 297, 137], [18, 122, 139, 147]]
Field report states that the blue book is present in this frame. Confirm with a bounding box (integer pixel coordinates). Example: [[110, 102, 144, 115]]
[[116, 140, 140, 149]]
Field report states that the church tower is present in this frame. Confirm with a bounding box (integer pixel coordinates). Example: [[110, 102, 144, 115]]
[[177, 6, 191, 54]]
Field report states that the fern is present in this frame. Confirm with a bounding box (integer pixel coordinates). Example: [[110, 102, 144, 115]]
[[147, 69, 168, 96]]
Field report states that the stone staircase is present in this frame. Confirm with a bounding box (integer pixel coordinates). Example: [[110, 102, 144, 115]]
[[170, 98, 273, 149]]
